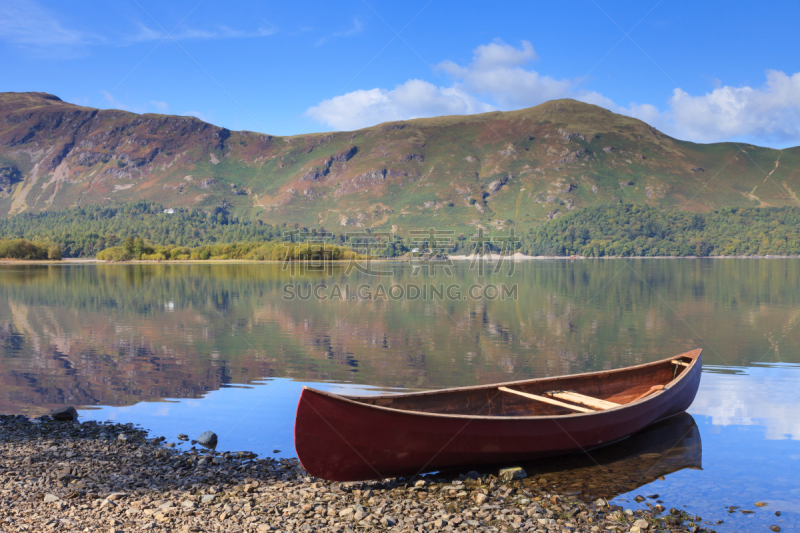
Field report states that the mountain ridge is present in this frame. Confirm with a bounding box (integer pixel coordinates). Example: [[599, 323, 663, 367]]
[[1, 91, 798, 232]]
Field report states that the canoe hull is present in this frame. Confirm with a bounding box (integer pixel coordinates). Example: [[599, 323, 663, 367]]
[[295, 351, 701, 481]]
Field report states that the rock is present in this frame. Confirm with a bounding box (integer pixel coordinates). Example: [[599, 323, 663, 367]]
[[381, 516, 397, 526], [353, 509, 366, 521], [181, 500, 196, 509], [56, 472, 74, 482], [474, 492, 487, 505], [464, 471, 480, 480], [594, 498, 607, 507], [201, 494, 215, 504], [117, 433, 127, 441], [755, 501, 768, 507], [498, 467, 527, 481], [177, 434, 189, 441], [633, 518, 649, 529], [106, 492, 125, 501], [434, 518, 448, 527], [655, 504, 665, 513], [237, 451, 257, 460], [769, 526, 780, 532], [487, 176, 508, 195], [197, 431, 218, 447], [272, 449, 281, 453], [634, 495, 646, 503], [43, 493, 60, 503], [51, 406, 79, 421]]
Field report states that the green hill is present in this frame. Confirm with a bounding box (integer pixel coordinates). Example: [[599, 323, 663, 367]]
[[1, 91, 799, 234]]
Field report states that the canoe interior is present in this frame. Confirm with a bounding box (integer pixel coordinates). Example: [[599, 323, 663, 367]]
[[350, 356, 693, 417]]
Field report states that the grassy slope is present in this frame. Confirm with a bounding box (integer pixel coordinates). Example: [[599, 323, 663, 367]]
[[0, 92, 798, 235]]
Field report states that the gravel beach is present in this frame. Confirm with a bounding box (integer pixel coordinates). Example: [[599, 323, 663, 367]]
[[0, 413, 720, 533]]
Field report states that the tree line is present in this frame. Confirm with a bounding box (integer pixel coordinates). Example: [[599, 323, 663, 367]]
[[518, 204, 800, 257], [1, 201, 799, 259]]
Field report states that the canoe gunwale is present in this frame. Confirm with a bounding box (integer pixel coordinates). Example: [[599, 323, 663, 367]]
[[300, 349, 701, 421]]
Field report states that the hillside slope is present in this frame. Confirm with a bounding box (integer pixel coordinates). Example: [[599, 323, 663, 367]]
[[1, 91, 798, 232]]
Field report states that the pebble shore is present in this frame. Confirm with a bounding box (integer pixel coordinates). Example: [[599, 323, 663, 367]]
[[0, 414, 724, 533]]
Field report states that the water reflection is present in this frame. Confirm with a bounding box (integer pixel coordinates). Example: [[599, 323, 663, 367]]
[[692, 363, 800, 440], [512, 413, 702, 499], [0, 260, 799, 414]]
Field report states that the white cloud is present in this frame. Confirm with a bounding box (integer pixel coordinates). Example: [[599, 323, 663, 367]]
[[305, 79, 495, 131], [306, 40, 581, 131], [306, 39, 800, 147], [149, 100, 168, 112], [666, 70, 800, 144], [438, 39, 574, 108], [130, 23, 278, 43], [0, 0, 98, 56]]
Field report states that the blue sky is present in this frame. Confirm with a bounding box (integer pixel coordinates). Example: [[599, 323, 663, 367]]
[[2, 0, 799, 147]]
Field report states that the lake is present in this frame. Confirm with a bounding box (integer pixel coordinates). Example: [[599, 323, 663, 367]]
[[0, 259, 797, 532]]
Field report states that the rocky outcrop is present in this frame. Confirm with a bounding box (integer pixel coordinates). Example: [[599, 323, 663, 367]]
[[398, 153, 424, 163], [336, 169, 386, 197], [0, 165, 22, 195], [557, 128, 588, 142], [556, 149, 589, 165], [332, 145, 357, 163], [299, 146, 358, 182], [298, 167, 329, 182], [486, 175, 511, 195]]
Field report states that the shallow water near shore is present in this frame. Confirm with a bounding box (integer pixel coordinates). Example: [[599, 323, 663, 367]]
[[0, 259, 798, 532]]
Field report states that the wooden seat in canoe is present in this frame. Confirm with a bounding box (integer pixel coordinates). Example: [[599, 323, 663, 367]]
[[546, 391, 620, 410], [498, 387, 594, 413]]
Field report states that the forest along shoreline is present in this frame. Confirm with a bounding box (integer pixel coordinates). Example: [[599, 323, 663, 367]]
[[0, 413, 731, 533], [2, 255, 800, 265]]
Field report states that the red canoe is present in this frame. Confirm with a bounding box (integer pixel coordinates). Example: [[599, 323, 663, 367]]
[[294, 349, 702, 481]]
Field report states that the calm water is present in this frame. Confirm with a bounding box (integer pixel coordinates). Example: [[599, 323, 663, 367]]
[[0, 260, 798, 532]]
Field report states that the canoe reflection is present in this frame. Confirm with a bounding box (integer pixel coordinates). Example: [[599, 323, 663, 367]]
[[515, 412, 702, 499]]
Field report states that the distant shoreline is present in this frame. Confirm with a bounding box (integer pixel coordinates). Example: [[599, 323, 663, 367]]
[[2, 254, 800, 265]]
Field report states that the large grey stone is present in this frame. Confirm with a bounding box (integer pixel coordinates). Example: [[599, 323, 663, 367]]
[[197, 431, 218, 447]]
